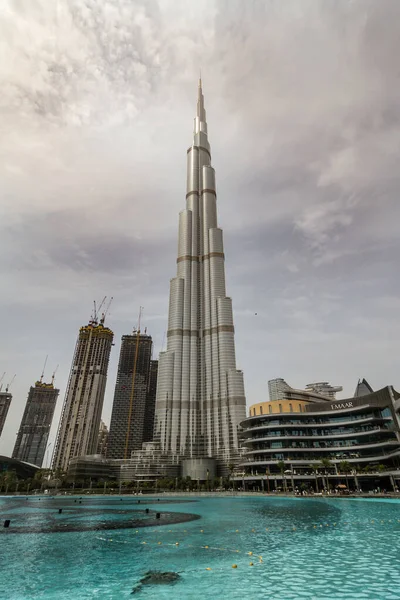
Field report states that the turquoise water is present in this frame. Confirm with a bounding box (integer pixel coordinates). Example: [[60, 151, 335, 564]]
[[1, 495, 400, 599]]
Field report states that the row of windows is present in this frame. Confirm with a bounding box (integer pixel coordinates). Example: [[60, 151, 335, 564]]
[[247, 408, 393, 427]]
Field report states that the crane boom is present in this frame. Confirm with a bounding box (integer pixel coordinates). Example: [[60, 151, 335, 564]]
[[6, 374, 16, 393], [100, 296, 113, 325], [40, 355, 48, 383], [51, 364, 59, 385]]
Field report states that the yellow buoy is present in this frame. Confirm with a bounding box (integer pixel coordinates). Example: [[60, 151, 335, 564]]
[[235, 529, 239, 533], [200, 529, 204, 533], [206, 568, 212, 571], [249, 562, 254, 566], [175, 542, 179, 546], [232, 564, 237, 569], [204, 545, 209, 549], [251, 529, 255, 532], [158, 542, 162, 545], [248, 552, 253, 556]]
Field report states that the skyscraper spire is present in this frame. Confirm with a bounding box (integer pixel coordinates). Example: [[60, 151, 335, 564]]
[[154, 81, 246, 473]]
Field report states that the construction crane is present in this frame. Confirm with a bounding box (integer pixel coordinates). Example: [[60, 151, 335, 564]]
[[5, 374, 16, 393], [124, 306, 143, 459], [51, 365, 59, 386], [100, 296, 113, 325], [40, 355, 48, 383]]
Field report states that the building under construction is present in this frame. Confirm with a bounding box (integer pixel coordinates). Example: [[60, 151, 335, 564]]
[[52, 306, 114, 472], [0, 374, 15, 439], [12, 377, 59, 467], [107, 332, 158, 459], [0, 392, 12, 439]]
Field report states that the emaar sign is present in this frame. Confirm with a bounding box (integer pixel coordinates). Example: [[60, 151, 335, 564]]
[[330, 402, 354, 410]]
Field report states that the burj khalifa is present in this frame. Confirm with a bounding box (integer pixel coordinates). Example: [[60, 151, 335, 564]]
[[154, 79, 246, 474]]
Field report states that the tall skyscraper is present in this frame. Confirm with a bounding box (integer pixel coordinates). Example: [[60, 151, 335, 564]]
[[97, 420, 109, 456], [12, 379, 59, 467], [154, 80, 246, 471], [0, 392, 12, 439], [107, 333, 157, 459], [52, 317, 113, 471], [143, 359, 158, 443]]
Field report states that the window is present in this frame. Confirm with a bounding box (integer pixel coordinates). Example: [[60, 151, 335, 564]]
[[279, 404, 283, 413], [260, 406, 263, 415], [299, 404, 302, 412], [289, 404, 293, 412], [269, 405, 272, 414]]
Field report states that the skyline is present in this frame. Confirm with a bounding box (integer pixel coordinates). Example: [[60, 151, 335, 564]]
[[2, 0, 400, 457]]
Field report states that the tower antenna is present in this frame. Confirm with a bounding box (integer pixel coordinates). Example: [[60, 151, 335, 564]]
[[40, 355, 48, 383]]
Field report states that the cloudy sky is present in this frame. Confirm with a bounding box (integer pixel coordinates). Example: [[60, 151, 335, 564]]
[[1, 0, 399, 458]]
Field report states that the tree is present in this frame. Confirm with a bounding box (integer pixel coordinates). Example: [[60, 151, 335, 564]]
[[4, 470, 17, 494], [311, 463, 320, 493], [319, 459, 333, 491], [338, 461, 352, 490], [277, 461, 287, 492], [227, 463, 235, 490]]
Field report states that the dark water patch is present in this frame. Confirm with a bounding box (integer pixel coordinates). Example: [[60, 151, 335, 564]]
[[0, 510, 200, 534]]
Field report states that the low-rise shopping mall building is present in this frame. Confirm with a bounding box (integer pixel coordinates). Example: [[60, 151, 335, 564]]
[[236, 381, 400, 493]]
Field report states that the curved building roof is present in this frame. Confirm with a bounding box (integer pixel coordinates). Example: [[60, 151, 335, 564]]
[[0, 455, 39, 479]]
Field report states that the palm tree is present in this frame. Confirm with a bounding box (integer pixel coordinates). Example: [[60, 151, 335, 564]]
[[0, 472, 6, 493], [319, 458, 333, 491], [4, 470, 17, 494], [277, 461, 287, 492], [227, 463, 235, 490], [311, 463, 320, 493], [338, 461, 352, 490]]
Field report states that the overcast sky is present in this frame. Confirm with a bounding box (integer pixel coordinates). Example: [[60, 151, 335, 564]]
[[1, 0, 399, 458]]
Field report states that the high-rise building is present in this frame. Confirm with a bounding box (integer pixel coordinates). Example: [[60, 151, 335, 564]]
[[305, 382, 343, 399], [143, 360, 158, 444], [12, 379, 59, 467], [268, 378, 290, 401], [0, 391, 12, 439], [97, 420, 109, 456], [154, 80, 246, 473], [354, 378, 373, 397], [107, 333, 157, 459], [52, 318, 113, 471]]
